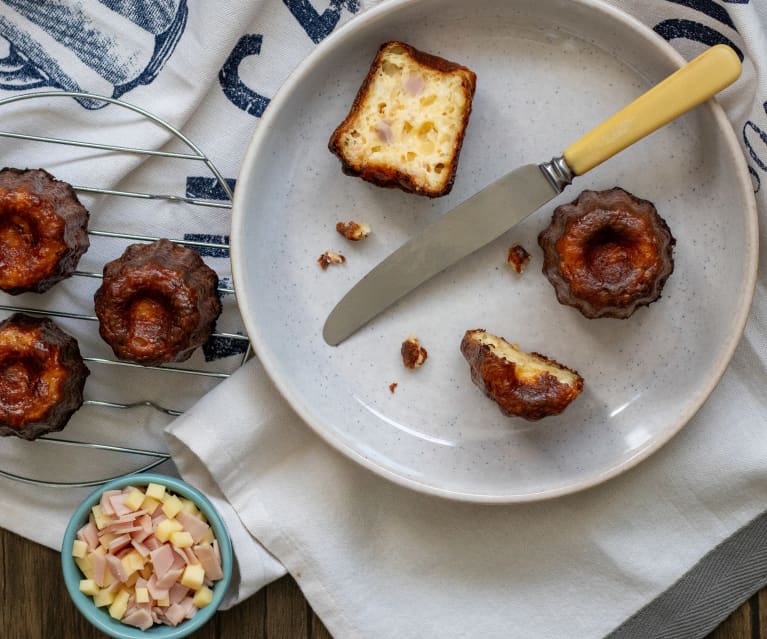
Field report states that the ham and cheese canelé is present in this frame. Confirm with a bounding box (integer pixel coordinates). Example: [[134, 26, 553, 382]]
[[70, 481, 225, 631]]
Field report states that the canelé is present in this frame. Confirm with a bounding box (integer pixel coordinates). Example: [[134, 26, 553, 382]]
[[538, 187, 675, 319], [0, 313, 89, 440], [0, 168, 89, 294], [94, 239, 222, 365], [460, 329, 583, 420]]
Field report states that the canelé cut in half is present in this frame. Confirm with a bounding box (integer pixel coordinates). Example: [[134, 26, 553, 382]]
[[0, 313, 89, 440], [329, 40, 476, 197], [460, 329, 584, 421], [538, 187, 675, 319]]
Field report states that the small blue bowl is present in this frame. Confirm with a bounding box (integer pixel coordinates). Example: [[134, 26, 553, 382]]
[[61, 473, 233, 639]]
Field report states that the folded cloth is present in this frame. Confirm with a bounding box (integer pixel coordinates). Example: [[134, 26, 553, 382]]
[[1, 0, 766, 637]]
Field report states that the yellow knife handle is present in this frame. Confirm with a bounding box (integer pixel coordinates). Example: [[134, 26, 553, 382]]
[[562, 44, 741, 176]]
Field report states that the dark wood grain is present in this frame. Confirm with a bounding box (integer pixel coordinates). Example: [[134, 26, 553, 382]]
[[0, 528, 760, 639]]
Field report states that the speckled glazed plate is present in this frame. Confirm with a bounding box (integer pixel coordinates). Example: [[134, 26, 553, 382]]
[[230, 0, 757, 502]]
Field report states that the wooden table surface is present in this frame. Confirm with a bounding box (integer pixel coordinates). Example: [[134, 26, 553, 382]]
[[1, 527, 764, 639]]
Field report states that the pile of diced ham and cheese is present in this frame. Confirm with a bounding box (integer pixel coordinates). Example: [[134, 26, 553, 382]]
[[71, 482, 225, 631]]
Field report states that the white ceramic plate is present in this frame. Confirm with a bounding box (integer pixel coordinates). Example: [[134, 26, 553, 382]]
[[230, 0, 757, 502]]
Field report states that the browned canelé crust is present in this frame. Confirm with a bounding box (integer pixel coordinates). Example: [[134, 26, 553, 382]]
[[0, 167, 90, 294], [94, 239, 222, 366], [0, 313, 89, 440], [328, 40, 477, 198], [460, 329, 584, 421], [538, 187, 675, 319]]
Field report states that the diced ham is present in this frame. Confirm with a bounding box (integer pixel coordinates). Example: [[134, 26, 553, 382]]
[[172, 545, 191, 565], [149, 544, 175, 578], [77, 522, 99, 551], [404, 74, 425, 96], [113, 509, 147, 524], [176, 510, 209, 543], [181, 596, 198, 620], [130, 527, 151, 544], [139, 514, 153, 535], [144, 535, 162, 551], [100, 490, 121, 517], [182, 547, 198, 565], [163, 603, 186, 627], [106, 553, 128, 582], [193, 544, 224, 581], [375, 120, 393, 144], [131, 538, 151, 558], [106, 578, 123, 594], [155, 564, 184, 590], [122, 608, 153, 631], [146, 574, 169, 602], [169, 583, 189, 605], [108, 534, 132, 554], [108, 493, 132, 517]]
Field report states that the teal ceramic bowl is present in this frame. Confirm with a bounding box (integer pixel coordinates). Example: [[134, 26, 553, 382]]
[[61, 473, 233, 639]]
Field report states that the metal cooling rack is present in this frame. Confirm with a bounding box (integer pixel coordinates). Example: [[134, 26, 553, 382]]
[[0, 91, 250, 487]]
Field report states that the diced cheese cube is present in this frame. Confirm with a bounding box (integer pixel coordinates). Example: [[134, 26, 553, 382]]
[[71, 539, 88, 558], [91, 505, 110, 530], [79, 579, 100, 596], [180, 498, 200, 516], [108, 589, 130, 620], [161, 494, 183, 519], [192, 585, 214, 608], [145, 482, 166, 500], [180, 564, 205, 590], [135, 586, 150, 604], [120, 549, 145, 577], [74, 555, 94, 580], [156, 596, 170, 607], [93, 589, 115, 608], [155, 518, 183, 543], [124, 487, 145, 511], [170, 531, 194, 549], [141, 495, 162, 514]]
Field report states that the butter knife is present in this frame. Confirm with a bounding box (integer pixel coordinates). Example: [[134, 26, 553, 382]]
[[323, 44, 741, 346]]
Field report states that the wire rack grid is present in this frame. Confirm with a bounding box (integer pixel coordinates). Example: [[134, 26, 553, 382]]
[[0, 91, 250, 488]]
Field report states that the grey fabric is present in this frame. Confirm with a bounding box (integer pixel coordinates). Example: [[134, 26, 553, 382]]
[[607, 510, 767, 638]]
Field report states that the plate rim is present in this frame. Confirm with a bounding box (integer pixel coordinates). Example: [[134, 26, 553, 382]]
[[230, 0, 759, 503]]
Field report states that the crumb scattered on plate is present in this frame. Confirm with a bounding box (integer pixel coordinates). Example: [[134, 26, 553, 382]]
[[336, 220, 371, 241], [401, 336, 428, 369], [317, 250, 346, 270], [389, 382, 398, 393], [507, 244, 531, 274]]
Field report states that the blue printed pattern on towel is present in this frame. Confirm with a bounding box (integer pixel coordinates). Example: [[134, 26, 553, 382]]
[[652, 0, 763, 193], [0, 0, 187, 107]]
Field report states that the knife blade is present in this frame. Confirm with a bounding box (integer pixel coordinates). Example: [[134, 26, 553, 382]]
[[323, 44, 742, 346]]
